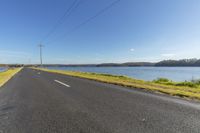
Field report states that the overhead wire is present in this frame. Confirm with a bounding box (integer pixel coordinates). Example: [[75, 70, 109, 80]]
[[40, 0, 83, 43], [47, 0, 121, 45]]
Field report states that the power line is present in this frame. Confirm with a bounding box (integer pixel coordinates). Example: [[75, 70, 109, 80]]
[[41, 0, 82, 43], [47, 0, 121, 45], [70, 0, 121, 33]]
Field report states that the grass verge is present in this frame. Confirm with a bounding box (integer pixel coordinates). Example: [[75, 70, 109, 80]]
[[33, 67, 200, 100], [0, 68, 22, 87]]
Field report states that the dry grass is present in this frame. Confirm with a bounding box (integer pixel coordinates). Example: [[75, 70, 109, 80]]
[[0, 68, 22, 87], [33, 67, 200, 100]]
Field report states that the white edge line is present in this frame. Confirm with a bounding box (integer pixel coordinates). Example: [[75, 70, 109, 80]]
[[54, 80, 71, 87]]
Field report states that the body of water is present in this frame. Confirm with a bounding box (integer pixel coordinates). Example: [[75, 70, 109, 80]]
[[0, 67, 6, 72], [46, 66, 200, 81]]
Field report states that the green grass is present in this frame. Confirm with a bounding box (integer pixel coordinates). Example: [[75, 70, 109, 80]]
[[153, 78, 200, 88], [0, 68, 22, 87], [32, 67, 200, 100]]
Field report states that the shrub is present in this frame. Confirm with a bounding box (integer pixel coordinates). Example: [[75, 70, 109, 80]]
[[176, 82, 197, 88], [153, 78, 175, 85], [191, 79, 200, 85], [153, 78, 170, 83]]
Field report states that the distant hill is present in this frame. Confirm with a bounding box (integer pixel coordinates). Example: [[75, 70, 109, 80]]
[[97, 62, 155, 67], [96, 63, 121, 67], [122, 62, 155, 66], [155, 59, 200, 67], [3, 58, 200, 67]]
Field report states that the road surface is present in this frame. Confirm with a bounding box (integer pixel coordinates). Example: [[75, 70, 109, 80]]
[[0, 68, 200, 133]]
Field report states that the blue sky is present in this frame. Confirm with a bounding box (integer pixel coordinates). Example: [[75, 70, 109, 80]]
[[0, 0, 200, 64]]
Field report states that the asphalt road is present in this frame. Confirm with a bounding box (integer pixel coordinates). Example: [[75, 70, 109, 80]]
[[0, 68, 200, 133]]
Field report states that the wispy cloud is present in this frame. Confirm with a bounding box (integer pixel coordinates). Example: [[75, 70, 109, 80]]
[[130, 48, 135, 52]]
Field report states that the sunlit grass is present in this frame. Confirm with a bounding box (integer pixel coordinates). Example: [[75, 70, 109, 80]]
[[0, 68, 22, 87], [153, 78, 200, 88], [33, 67, 200, 100]]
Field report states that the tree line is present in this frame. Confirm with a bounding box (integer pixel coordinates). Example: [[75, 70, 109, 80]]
[[1, 59, 200, 67], [155, 59, 200, 66]]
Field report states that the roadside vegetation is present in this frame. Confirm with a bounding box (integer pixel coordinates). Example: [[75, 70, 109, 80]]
[[153, 78, 200, 88], [0, 68, 22, 87], [33, 67, 200, 100]]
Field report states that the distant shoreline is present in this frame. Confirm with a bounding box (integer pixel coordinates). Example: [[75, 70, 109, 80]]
[[41, 65, 200, 67], [1, 59, 200, 67]]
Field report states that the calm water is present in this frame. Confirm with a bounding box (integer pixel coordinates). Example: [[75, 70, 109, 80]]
[[46, 67, 200, 81], [0, 67, 6, 72]]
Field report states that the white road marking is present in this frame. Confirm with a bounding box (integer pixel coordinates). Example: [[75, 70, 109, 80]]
[[54, 80, 71, 87], [142, 118, 146, 122]]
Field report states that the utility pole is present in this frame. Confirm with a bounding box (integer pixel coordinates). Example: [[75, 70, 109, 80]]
[[38, 44, 44, 66]]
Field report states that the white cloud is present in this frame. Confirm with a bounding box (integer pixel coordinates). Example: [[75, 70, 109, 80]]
[[161, 53, 175, 57], [130, 48, 135, 52]]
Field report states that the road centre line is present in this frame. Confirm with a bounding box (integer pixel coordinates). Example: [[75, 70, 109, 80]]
[[54, 80, 71, 87]]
